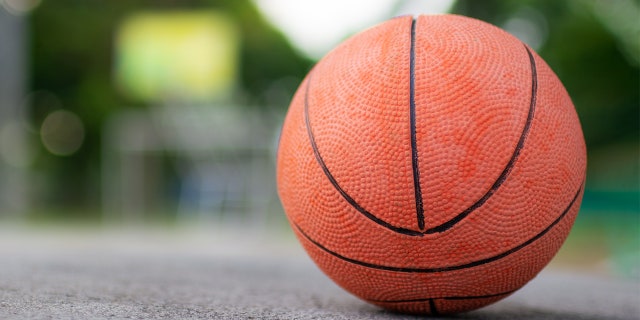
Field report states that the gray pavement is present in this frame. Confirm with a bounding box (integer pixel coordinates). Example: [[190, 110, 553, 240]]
[[1, 225, 638, 319]]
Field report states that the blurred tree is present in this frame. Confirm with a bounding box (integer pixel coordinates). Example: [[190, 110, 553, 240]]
[[29, 0, 313, 213], [27, 0, 639, 214]]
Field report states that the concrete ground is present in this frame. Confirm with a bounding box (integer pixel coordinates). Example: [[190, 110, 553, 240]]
[[0, 224, 638, 320]]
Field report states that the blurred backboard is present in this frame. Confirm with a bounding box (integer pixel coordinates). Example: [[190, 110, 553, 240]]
[[114, 11, 238, 102]]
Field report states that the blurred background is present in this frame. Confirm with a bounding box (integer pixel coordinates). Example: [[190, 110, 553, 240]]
[[0, 0, 637, 279]]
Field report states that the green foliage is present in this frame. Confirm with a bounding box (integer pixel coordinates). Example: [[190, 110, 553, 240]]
[[28, 0, 313, 208]]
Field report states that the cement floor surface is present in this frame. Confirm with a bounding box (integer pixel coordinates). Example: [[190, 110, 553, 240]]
[[1, 225, 638, 320]]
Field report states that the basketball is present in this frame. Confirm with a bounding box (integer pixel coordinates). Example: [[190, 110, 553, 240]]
[[276, 14, 586, 315]]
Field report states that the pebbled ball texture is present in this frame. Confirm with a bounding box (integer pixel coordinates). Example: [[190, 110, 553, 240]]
[[276, 14, 586, 315]]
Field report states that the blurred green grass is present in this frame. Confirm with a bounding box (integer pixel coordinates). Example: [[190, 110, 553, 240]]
[[554, 203, 639, 278]]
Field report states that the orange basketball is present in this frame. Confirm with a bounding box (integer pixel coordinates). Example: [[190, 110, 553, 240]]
[[276, 14, 586, 315]]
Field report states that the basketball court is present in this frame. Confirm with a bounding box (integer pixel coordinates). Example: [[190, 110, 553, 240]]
[[1, 225, 637, 319]]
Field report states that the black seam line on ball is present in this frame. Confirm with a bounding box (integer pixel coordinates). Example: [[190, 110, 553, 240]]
[[368, 289, 516, 304], [429, 299, 439, 315], [409, 18, 425, 232], [293, 181, 583, 273], [303, 70, 424, 237], [304, 42, 537, 237], [424, 44, 538, 234]]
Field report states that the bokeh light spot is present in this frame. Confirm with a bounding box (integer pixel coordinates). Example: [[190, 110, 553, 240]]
[[503, 7, 548, 51], [40, 110, 85, 156]]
